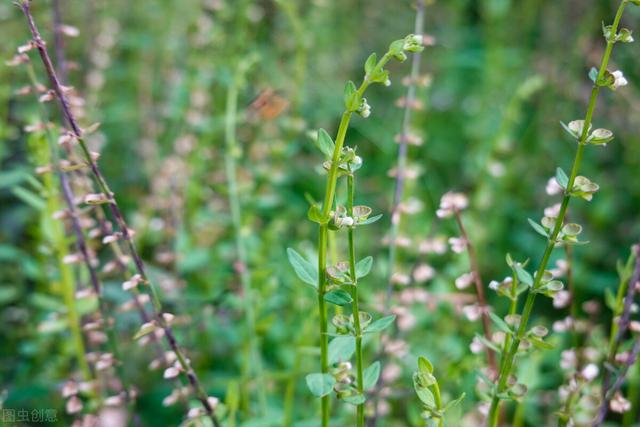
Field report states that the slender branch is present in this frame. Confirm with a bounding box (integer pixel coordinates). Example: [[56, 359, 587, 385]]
[[224, 77, 267, 414], [347, 173, 365, 426], [385, 0, 426, 311], [315, 52, 395, 427], [25, 63, 126, 396], [18, 2, 220, 424], [487, 2, 629, 424], [453, 209, 497, 373]]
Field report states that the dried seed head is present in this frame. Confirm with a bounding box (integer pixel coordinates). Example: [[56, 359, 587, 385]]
[[455, 272, 474, 290], [122, 274, 143, 291], [38, 90, 55, 103], [17, 40, 37, 54], [163, 366, 181, 380], [6, 53, 30, 67], [60, 24, 80, 37]]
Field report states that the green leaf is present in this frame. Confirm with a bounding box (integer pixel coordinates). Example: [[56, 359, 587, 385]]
[[444, 392, 466, 412], [474, 333, 501, 353], [343, 81, 359, 111], [515, 265, 533, 287], [363, 361, 381, 390], [133, 321, 158, 340], [358, 214, 383, 225], [364, 315, 396, 334], [12, 186, 45, 211], [355, 256, 373, 279], [555, 167, 569, 189], [286, 248, 318, 288], [527, 218, 548, 238], [364, 53, 377, 75], [324, 290, 353, 306], [414, 383, 435, 407], [307, 204, 327, 224], [529, 337, 554, 350], [418, 356, 434, 374], [328, 335, 356, 364], [305, 373, 335, 397], [315, 128, 335, 159], [489, 312, 512, 334], [589, 67, 598, 83], [560, 121, 578, 139], [342, 394, 366, 405]]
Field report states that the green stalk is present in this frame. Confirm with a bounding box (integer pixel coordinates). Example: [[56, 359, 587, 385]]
[[433, 381, 444, 427], [26, 64, 92, 382], [608, 252, 635, 356], [487, 2, 628, 424], [346, 173, 365, 426], [315, 53, 394, 426], [224, 79, 267, 415]]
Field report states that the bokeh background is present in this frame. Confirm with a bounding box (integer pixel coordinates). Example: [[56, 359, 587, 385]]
[[1, 0, 640, 425]]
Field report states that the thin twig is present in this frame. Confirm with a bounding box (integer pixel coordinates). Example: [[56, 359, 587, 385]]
[[453, 209, 497, 373]]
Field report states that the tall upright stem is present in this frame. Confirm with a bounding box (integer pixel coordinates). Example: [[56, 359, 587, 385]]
[[314, 52, 394, 426], [385, 0, 425, 310], [453, 210, 496, 372], [347, 174, 365, 426], [487, 2, 628, 424], [224, 80, 267, 414]]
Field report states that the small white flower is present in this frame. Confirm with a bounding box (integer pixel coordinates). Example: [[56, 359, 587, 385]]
[[470, 336, 484, 354], [544, 203, 561, 218], [553, 290, 571, 309], [612, 70, 628, 89], [580, 363, 599, 382]]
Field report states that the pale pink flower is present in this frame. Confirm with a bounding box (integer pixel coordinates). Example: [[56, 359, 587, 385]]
[[610, 392, 631, 413], [436, 192, 468, 218]]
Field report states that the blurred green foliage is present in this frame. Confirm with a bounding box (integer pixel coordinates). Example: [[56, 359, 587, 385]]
[[1, 0, 640, 426]]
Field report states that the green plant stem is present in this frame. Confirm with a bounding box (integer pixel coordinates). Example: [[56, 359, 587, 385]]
[[25, 65, 92, 382], [385, 0, 425, 310], [315, 52, 393, 427], [433, 381, 444, 427], [607, 252, 635, 357], [487, 3, 627, 424], [346, 174, 365, 426], [224, 77, 267, 415]]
